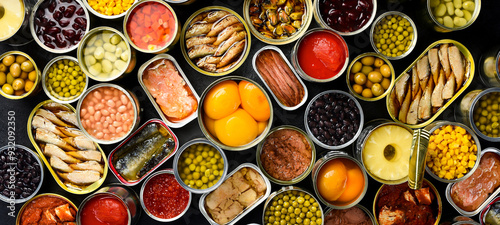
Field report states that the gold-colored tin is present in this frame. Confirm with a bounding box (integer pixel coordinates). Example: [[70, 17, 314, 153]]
[[180, 6, 252, 76], [27, 100, 108, 194], [0, 51, 41, 100], [77, 26, 137, 82], [242, 0, 313, 45], [198, 76, 273, 151], [373, 179, 442, 225], [385, 39, 475, 129], [422, 0, 481, 33], [16, 193, 77, 225], [123, 0, 180, 54], [346, 52, 395, 101]]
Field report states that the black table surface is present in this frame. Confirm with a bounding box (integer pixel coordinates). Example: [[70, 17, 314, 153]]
[[1, 0, 500, 224]]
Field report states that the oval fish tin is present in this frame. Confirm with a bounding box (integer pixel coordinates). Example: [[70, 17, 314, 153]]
[[199, 163, 271, 225], [108, 119, 179, 186], [27, 100, 108, 194], [446, 147, 500, 217], [252, 45, 308, 111], [138, 54, 199, 128], [386, 39, 475, 129]]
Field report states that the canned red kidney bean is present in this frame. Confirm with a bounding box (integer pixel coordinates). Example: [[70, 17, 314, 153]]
[[34, 0, 87, 49], [80, 86, 134, 141], [307, 92, 361, 146]]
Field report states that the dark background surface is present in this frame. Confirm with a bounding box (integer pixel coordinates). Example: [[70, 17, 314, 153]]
[[1, 0, 500, 224]]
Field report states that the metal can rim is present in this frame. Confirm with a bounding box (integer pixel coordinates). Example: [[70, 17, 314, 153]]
[[0, 50, 41, 99]]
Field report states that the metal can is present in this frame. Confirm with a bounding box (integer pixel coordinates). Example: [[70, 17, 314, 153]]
[[242, 0, 313, 45], [108, 119, 178, 186], [0, 51, 41, 100], [27, 100, 109, 194], [77, 26, 137, 82], [197, 76, 273, 151], [0, 144, 44, 204], [455, 88, 500, 142], [369, 11, 418, 60], [0, 0, 36, 46], [140, 169, 191, 222], [446, 147, 500, 217], [478, 47, 500, 87], [76, 83, 141, 145], [123, 0, 180, 54], [421, 0, 481, 33], [324, 205, 376, 225], [16, 193, 77, 225], [77, 184, 141, 225], [137, 54, 199, 128], [29, 0, 91, 54], [353, 119, 412, 185], [42, 55, 88, 104], [173, 138, 228, 194], [386, 39, 475, 129], [199, 163, 271, 225], [252, 45, 308, 111], [312, 151, 368, 209], [304, 90, 364, 150], [256, 125, 315, 185]]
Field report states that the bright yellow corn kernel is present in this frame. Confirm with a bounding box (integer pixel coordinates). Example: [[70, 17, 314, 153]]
[[468, 160, 475, 168]]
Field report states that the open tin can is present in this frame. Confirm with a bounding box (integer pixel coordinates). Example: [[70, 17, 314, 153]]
[[137, 54, 199, 128], [199, 163, 271, 225], [455, 88, 500, 142], [353, 119, 413, 185], [421, 0, 481, 33], [386, 39, 474, 129], [446, 147, 500, 217], [252, 45, 308, 111], [312, 151, 368, 209], [108, 119, 178, 186], [373, 179, 442, 225], [27, 100, 108, 195], [77, 184, 141, 225], [16, 193, 78, 225], [324, 205, 376, 224], [478, 47, 500, 87], [0, 0, 36, 46]]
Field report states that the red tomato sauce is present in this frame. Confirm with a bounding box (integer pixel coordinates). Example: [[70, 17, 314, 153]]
[[80, 195, 129, 225], [126, 2, 176, 51], [143, 173, 190, 219], [297, 31, 348, 80]]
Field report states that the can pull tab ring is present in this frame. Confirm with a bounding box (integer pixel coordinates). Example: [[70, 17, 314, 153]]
[[408, 128, 430, 190]]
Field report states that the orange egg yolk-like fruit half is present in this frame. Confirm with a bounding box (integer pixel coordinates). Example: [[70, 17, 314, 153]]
[[214, 108, 258, 147], [317, 159, 347, 202], [335, 159, 365, 205], [204, 80, 241, 120], [203, 113, 217, 138], [238, 80, 270, 122]]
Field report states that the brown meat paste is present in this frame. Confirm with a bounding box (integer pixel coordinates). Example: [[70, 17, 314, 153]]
[[260, 129, 312, 181]]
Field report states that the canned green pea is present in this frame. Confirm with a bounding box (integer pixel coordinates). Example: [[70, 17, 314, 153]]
[[42, 56, 88, 104]]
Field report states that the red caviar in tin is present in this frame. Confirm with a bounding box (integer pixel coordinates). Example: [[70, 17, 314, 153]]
[[126, 1, 176, 51], [143, 173, 190, 219]]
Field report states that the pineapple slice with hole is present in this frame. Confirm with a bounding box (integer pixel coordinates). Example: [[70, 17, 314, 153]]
[[362, 124, 413, 181]]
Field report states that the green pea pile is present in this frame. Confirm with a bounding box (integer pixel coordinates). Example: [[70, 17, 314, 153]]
[[473, 92, 500, 138], [372, 15, 414, 58], [46, 59, 86, 101], [264, 190, 323, 225], [178, 143, 224, 190]]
